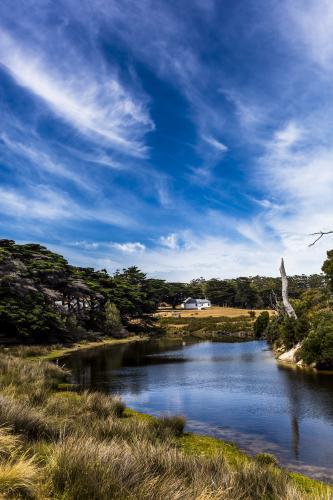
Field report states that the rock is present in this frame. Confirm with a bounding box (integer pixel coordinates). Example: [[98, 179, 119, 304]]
[[278, 342, 303, 363]]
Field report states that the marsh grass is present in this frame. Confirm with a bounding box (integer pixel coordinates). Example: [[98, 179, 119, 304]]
[[47, 434, 320, 500], [0, 355, 68, 404], [0, 427, 39, 498], [0, 351, 331, 499]]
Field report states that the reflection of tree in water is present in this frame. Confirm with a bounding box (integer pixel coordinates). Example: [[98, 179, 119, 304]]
[[65, 338, 194, 396], [290, 414, 299, 460], [281, 369, 301, 460], [278, 365, 333, 461]]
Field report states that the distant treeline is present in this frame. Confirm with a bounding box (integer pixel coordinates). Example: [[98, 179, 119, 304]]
[[0, 239, 326, 343], [159, 274, 326, 310]]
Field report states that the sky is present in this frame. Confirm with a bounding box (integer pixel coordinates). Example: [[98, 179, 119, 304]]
[[0, 0, 333, 281]]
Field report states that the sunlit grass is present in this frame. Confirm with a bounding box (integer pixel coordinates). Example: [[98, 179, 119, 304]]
[[0, 349, 331, 499]]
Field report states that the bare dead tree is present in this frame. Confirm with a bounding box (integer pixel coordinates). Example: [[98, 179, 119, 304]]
[[279, 258, 297, 319], [309, 230, 333, 247], [269, 290, 284, 314]]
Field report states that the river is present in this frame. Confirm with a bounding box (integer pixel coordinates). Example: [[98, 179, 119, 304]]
[[63, 339, 333, 482]]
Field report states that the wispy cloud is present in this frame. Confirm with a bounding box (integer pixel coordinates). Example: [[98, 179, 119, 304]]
[[0, 185, 135, 228], [0, 30, 153, 156], [0, 133, 91, 190], [202, 135, 228, 153]]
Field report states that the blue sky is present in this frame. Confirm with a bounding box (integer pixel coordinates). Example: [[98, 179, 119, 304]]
[[0, 0, 333, 280]]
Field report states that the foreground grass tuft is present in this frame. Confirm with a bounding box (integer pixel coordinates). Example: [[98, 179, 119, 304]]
[[0, 427, 39, 498]]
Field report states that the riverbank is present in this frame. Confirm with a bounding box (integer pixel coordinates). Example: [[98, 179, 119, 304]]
[[273, 343, 333, 374], [0, 349, 332, 498], [0, 339, 333, 500], [1, 334, 149, 361]]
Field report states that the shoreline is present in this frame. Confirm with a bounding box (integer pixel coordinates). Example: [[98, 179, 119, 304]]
[[273, 343, 333, 375], [30, 334, 150, 361], [2, 335, 332, 493]]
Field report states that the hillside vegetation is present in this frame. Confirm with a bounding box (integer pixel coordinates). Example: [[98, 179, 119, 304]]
[[254, 250, 333, 369]]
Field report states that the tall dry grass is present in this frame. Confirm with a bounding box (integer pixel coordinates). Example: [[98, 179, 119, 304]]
[[0, 427, 39, 498], [0, 352, 331, 499], [47, 433, 325, 500]]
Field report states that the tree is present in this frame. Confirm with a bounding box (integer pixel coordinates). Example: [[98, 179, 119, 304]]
[[234, 278, 258, 308], [253, 311, 269, 338], [104, 301, 124, 337], [279, 259, 297, 319], [322, 249, 333, 292], [205, 279, 236, 306], [300, 312, 333, 368], [108, 267, 156, 325]]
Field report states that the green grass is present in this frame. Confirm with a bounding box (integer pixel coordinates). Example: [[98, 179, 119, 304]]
[[159, 314, 254, 339], [0, 350, 332, 498]]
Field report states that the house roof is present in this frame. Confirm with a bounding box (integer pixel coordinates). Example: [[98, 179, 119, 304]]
[[183, 297, 211, 304]]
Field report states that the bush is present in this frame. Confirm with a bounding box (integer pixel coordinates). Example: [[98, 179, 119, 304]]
[[266, 314, 310, 350], [253, 311, 270, 338], [81, 391, 125, 419], [151, 415, 186, 438], [255, 453, 278, 466], [300, 312, 333, 368]]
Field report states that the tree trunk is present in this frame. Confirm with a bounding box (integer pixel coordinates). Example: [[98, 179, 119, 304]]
[[279, 258, 297, 319]]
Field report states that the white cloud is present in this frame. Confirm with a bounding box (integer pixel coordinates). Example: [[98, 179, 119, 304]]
[[253, 120, 333, 268], [280, 0, 333, 68], [273, 122, 303, 150], [90, 231, 326, 281], [160, 233, 179, 249], [71, 241, 101, 250], [112, 242, 146, 253]]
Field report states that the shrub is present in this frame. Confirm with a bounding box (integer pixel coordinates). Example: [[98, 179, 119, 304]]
[[81, 391, 125, 419], [253, 311, 270, 338], [300, 312, 333, 368], [255, 453, 278, 466], [151, 415, 186, 438]]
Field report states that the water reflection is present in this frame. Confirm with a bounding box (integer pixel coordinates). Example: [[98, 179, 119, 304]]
[[63, 339, 333, 482]]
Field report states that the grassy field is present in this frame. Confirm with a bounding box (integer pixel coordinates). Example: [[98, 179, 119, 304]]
[[0, 350, 332, 499], [156, 306, 275, 318], [157, 306, 275, 339]]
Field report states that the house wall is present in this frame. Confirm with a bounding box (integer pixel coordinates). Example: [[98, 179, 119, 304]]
[[183, 303, 198, 310]]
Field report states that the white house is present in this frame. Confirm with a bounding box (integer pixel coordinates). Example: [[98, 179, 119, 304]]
[[181, 297, 211, 310]]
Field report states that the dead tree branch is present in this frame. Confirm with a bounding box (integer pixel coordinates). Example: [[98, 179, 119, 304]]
[[309, 230, 333, 247], [280, 258, 297, 319]]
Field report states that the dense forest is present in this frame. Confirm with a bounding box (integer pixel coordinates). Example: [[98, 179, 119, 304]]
[[0, 238, 329, 346]]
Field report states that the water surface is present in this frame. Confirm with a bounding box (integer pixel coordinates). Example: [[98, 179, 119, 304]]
[[64, 339, 333, 481]]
